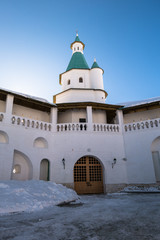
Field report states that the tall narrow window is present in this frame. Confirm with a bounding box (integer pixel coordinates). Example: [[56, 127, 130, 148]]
[[77, 47, 79, 50], [79, 77, 83, 83], [67, 80, 70, 85]]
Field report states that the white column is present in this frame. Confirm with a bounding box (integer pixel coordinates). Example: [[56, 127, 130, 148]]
[[50, 107, 58, 132], [87, 106, 93, 131], [116, 110, 124, 133], [5, 94, 14, 124], [6, 94, 14, 114]]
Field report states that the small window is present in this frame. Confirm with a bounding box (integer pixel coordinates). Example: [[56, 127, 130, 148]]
[[74, 47, 76, 51], [79, 118, 86, 123], [79, 77, 83, 83], [13, 164, 21, 174], [77, 47, 79, 50], [67, 80, 70, 85]]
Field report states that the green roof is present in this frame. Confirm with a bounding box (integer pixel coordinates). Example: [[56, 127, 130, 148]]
[[70, 34, 85, 49], [75, 35, 81, 42], [66, 52, 90, 71], [91, 61, 100, 69]]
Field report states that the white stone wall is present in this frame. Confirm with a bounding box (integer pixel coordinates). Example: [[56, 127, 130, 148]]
[[0, 100, 6, 112], [124, 108, 160, 124], [56, 89, 106, 103], [123, 127, 160, 184], [92, 109, 107, 123], [12, 104, 50, 122], [58, 109, 86, 123], [0, 120, 127, 188], [90, 68, 104, 90], [61, 69, 90, 91]]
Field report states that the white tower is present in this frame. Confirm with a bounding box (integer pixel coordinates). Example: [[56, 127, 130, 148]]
[[53, 34, 107, 103]]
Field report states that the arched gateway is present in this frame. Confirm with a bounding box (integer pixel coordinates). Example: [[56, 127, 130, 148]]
[[74, 156, 104, 194]]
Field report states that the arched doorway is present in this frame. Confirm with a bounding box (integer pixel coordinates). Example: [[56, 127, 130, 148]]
[[40, 159, 50, 181], [74, 156, 104, 194], [151, 137, 160, 183]]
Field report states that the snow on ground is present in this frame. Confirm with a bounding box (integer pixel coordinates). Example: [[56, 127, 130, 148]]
[[0, 180, 79, 215], [122, 185, 160, 193], [1, 194, 160, 240]]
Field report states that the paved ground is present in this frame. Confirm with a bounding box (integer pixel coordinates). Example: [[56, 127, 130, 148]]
[[1, 193, 160, 240]]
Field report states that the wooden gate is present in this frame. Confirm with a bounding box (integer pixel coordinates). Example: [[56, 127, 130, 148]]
[[74, 156, 103, 194]]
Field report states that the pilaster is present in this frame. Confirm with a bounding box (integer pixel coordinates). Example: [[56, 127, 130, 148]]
[[50, 107, 58, 132], [87, 106, 93, 131]]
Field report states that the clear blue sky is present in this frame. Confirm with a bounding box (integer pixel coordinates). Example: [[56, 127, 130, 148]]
[[0, 0, 160, 104]]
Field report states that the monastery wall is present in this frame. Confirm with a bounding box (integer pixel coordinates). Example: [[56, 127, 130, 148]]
[[0, 100, 5, 112], [92, 109, 107, 123], [124, 108, 160, 123], [12, 104, 50, 122], [124, 127, 160, 184]]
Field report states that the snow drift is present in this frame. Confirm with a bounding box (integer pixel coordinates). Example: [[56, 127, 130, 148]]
[[0, 180, 79, 215]]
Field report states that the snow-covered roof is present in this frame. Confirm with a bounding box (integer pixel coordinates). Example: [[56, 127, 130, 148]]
[[120, 96, 160, 109], [0, 87, 55, 106]]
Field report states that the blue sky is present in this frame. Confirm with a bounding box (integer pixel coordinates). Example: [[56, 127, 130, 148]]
[[0, 0, 160, 104]]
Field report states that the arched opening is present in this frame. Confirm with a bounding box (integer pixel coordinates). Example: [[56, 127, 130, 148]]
[[67, 79, 71, 85], [33, 137, 48, 148], [79, 77, 83, 83], [40, 159, 50, 181], [0, 131, 9, 143], [151, 137, 160, 182], [11, 150, 33, 180], [74, 156, 104, 194]]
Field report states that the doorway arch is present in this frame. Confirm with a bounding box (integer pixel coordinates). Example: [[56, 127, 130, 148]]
[[151, 137, 160, 182], [74, 156, 104, 194], [40, 159, 50, 181]]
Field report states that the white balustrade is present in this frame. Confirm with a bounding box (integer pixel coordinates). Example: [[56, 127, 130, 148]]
[[124, 118, 160, 132], [93, 123, 120, 132], [11, 116, 52, 131], [57, 123, 87, 132], [57, 123, 120, 133]]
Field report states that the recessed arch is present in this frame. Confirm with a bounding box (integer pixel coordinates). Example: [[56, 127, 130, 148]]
[[0, 130, 9, 143], [33, 137, 48, 148], [11, 150, 33, 180], [151, 137, 160, 182], [74, 155, 104, 194], [40, 159, 50, 181]]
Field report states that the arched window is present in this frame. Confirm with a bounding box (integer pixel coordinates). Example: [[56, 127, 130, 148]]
[[33, 137, 48, 148], [67, 80, 70, 85], [0, 131, 9, 143], [40, 159, 50, 181], [77, 47, 79, 50], [79, 77, 83, 83]]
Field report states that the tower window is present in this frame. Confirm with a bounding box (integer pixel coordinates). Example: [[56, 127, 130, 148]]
[[79, 77, 83, 83], [67, 80, 70, 85], [77, 47, 79, 50]]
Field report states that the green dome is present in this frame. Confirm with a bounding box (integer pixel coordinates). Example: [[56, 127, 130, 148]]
[[91, 61, 100, 69], [91, 59, 104, 73], [66, 52, 90, 71]]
